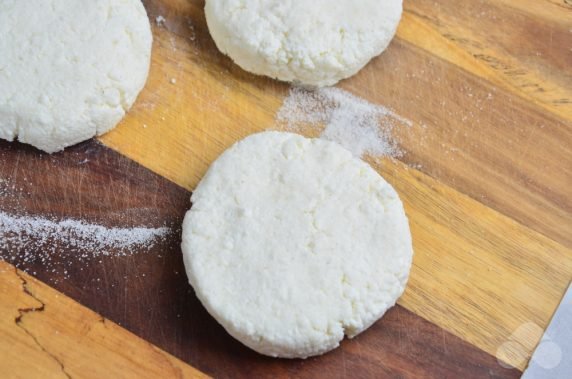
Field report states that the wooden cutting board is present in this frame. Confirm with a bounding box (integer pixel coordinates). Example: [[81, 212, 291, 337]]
[[1, 0, 571, 377]]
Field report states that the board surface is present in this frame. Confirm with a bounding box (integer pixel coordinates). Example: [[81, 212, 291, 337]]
[[1, 0, 572, 377], [0, 140, 520, 378]]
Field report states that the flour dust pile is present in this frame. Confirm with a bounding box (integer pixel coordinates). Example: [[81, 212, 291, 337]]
[[0, 211, 170, 279], [276, 87, 411, 159]]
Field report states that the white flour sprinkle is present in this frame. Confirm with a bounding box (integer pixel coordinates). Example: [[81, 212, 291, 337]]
[[276, 87, 411, 159], [187, 18, 196, 41], [0, 179, 10, 197], [0, 211, 169, 258], [155, 15, 166, 27]]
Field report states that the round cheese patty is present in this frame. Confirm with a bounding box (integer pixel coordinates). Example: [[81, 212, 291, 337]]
[[205, 0, 402, 87], [182, 132, 413, 358], [0, 0, 152, 153]]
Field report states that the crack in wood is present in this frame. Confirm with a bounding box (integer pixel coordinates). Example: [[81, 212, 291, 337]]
[[14, 268, 72, 379]]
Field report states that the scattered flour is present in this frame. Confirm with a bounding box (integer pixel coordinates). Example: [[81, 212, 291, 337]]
[[155, 15, 166, 27], [0, 178, 29, 212], [0, 179, 11, 197], [187, 18, 196, 41], [155, 14, 196, 43], [0, 211, 170, 262], [275, 87, 411, 159]]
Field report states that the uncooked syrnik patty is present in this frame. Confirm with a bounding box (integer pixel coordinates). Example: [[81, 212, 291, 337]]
[[182, 132, 413, 358], [0, 0, 152, 153], [205, 0, 403, 87]]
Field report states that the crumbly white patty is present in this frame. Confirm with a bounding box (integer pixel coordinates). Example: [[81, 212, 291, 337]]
[[0, 0, 152, 153], [182, 132, 413, 358], [205, 0, 402, 87]]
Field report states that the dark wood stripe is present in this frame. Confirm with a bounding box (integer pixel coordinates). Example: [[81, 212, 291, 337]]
[[0, 140, 520, 378]]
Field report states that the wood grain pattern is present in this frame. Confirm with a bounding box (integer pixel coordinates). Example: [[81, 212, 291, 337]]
[[354, 40, 572, 248], [0, 259, 207, 379], [0, 140, 520, 378], [383, 159, 572, 370], [98, 0, 572, 370], [400, 0, 572, 120], [102, 0, 572, 246]]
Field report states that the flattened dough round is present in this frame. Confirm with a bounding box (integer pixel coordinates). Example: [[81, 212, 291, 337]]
[[0, 0, 152, 153], [205, 0, 402, 87], [182, 132, 413, 358]]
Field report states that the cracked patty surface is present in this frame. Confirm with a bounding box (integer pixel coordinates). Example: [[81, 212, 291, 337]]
[[0, 0, 152, 153], [181, 132, 413, 358], [205, 0, 402, 87]]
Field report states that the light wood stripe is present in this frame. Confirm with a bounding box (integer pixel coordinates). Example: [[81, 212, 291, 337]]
[[399, 0, 571, 121], [0, 261, 208, 379]]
